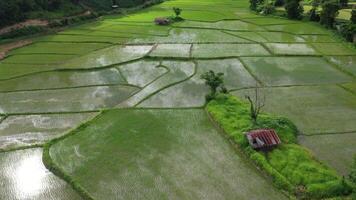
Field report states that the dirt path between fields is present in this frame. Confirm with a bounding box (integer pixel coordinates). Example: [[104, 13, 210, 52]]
[[0, 40, 32, 60]]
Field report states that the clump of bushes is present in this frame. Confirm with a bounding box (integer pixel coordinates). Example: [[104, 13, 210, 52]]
[[284, 0, 304, 19], [206, 94, 352, 199]]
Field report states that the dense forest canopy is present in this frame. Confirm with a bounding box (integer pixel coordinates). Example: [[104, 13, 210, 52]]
[[0, 0, 147, 28]]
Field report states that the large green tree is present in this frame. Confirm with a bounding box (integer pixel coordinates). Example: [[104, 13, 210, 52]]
[[284, 0, 304, 19], [320, 0, 339, 28]]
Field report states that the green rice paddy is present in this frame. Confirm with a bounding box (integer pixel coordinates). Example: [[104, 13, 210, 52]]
[[49, 109, 286, 200], [1, 0, 355, 198]]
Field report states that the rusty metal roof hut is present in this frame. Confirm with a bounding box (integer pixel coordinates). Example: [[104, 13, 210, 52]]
[[246, 129, 281, 150]]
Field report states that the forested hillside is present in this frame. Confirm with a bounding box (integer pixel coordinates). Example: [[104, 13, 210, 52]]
[[0, 0, 148, 28]]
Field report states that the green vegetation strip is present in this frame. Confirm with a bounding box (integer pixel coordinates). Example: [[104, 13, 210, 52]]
[[206, 94, 352, 199]]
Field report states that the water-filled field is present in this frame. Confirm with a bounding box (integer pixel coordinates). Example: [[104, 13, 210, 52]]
[[1, 0, 355, 198], [0, 148, 82, 199], [49, 109, 287, 200]]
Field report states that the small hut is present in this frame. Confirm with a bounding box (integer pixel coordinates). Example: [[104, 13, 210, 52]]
[[154, 17, 170, 25], [246, 129, 281, 150]]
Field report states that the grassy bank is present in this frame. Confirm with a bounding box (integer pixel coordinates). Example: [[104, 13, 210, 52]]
[[206, 94, 352, 199]]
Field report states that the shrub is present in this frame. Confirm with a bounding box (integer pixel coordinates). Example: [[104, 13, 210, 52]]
[[284, 0, 304, 19], [320, 0, 340, 28]]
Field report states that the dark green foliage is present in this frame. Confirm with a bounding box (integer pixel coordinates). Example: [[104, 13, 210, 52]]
[[309, 7, 321, 21], [207, 94, 352, 198], [339, 0, 348, 8], [339, 22, 356, 42], [200, 70, 226, 101], [173, 7, 182, 17], [0, 0, 158, 28], [284, 0, 304, 19], [274, 0, 285, 7], [351, 9, 356, 24], [350, 156, 356, 184], [320, 0, 340, 28], [257, 0, 276, 15], [250, 0, 264, 11]]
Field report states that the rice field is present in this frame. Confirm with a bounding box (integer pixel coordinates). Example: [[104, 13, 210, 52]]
[[49, 109, 287, 200], [1, 0, 355, 198]]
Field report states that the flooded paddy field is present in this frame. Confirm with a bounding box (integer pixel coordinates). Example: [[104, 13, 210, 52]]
[[49, 109, 287, 200]]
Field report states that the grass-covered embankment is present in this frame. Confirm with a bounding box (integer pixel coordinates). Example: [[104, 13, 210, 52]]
[[206, 94, 352, 199]]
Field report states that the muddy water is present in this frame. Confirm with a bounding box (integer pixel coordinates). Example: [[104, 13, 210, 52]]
[[0, 148, 82, 200]]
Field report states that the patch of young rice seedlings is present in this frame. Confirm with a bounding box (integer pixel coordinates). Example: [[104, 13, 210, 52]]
[[139, 58, 256, 108], [2, 54, 76, 65], [60, 45, 153, 69], [299, 133, 356, 176], [234, 85, 356, 134], [264, 23, 329, 35], [264, 43, 318, 55], [257, 32, 306, 43], [312, 43, 356, 56], [326, 56, 356, 76], [174, 20, 264, 31], [119, 61, 195, 107], [240, 56, 352, 86], [191, 43, 270, 58], [49, 109, 287, 200], [0, 68, 126, 92], [8, 42, 110, 55], [118, 60, 167, 87], [149, 44, 191, 58], [129, 28, 251, 44], [0, 113, 97, 150], [0, 85, 139, 114]]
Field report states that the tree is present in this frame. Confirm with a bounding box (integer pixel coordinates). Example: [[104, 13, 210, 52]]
[[250, 0, 260, 10], [351, 9, 356, 24], [284, 0, 304, 19], [200, 70, 227, 101], [309, 7, 320, 21], [320, 0, 339, 28], [245, 86, 265, 123], [173, 7, 182, 17]]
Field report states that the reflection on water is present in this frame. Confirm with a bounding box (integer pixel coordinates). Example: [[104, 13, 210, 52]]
[[0, 148, 82, 199], [13, 152, 47, 197]]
